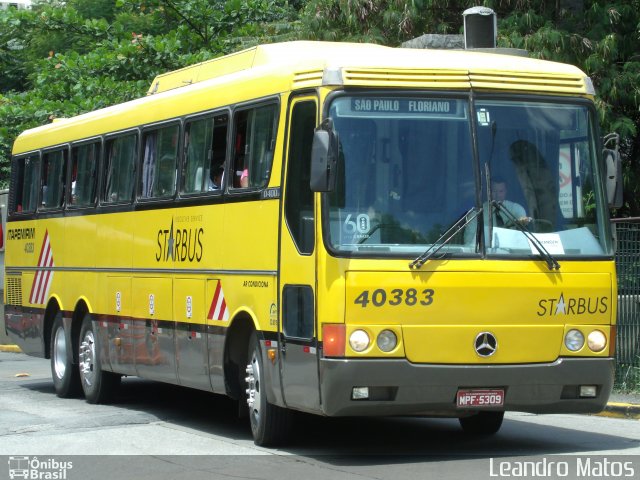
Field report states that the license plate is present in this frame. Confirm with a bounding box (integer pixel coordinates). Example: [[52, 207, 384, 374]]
[[456, 389, 505, 408]]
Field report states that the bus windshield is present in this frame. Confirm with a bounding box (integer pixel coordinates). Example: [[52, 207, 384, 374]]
[[325, 95, 611, 259]]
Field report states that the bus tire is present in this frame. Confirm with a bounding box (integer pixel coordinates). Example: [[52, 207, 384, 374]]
[[50, 313, 81, 398], [78, 313, 121, 404], [459, 411, 504, 435], [246, 333, 291, 446]]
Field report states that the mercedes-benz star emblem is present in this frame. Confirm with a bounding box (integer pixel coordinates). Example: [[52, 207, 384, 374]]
[[474, 332, 498, 357]]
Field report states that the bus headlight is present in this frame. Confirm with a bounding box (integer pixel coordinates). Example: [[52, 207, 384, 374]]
[[377, 330, 397, 352], [565, 329, 585, 352], [587, 330, 607, 352], [349, 330, 370, 352]]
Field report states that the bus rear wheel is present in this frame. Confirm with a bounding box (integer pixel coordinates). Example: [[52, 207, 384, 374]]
[[245, 333, 291, 446], [459, 411, 504, 435], [50, 313, 81, 398], [78, 313, 121, 404]]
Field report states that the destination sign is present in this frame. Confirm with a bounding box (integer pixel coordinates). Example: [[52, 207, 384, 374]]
[[350, 98, 460, 115]]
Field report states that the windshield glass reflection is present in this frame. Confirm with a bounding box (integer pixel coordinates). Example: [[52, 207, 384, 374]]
[[325, 95, 611, 258]]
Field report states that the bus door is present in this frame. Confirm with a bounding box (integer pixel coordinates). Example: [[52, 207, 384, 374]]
[[278, 97, 320, 411]]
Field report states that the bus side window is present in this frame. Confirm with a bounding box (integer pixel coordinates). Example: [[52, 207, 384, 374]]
[[183, 117, 213, 194], [11, 155, 40, 214], [285, 101, 316, 254], [69, 142, 99, 207], [140, 124, 179, 199], [104, 133, 138, 204], [231, 104, 277, 190], [283, 285, 314, 339], [41, 149, 67, 210], [210, 114, 228, 189], [181, 113, 228, 194]]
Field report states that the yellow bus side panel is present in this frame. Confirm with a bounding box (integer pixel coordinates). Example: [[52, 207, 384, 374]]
[[174, 278, 206, 325], [133, 277, 173, 322]]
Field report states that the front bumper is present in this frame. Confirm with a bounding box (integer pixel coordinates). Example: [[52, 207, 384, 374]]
[[319, 357, 614, 416]]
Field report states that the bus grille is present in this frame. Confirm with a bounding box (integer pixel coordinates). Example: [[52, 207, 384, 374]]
[[315, 67, 586, 94], [293, 69, 324, 89], [342, 68, 469, 88], [469, 71, 586, 94], [6, 276, 22, 306]]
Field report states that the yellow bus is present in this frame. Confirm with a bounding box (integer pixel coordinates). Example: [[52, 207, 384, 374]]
[[4, 41, 619, 446]]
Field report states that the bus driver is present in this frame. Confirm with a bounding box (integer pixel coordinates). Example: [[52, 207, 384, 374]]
[[464, 176, 529, 244]]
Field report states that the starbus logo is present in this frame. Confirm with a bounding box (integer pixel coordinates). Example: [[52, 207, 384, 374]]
[[536, 293, 609, 317], [8, 456, 73, 480], [156, 218, 204, 263]]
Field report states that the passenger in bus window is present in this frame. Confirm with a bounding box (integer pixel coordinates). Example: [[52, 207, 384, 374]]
[[240, 168, 249, 188], [509, 140, 557, 228], [230, 141, 248, 188], [232, 160, 247, 188], [208, 165, 224, 190]]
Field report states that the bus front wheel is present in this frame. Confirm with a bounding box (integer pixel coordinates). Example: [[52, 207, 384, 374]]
[[50, 313, 81, 398], [459, 411, 504, 435], [78, 314, 121, 404], [245, 333, 291, 446]]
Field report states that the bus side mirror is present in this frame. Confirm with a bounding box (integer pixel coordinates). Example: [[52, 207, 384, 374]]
[[603, 148, 623, 209], [310, 120, 338, 192]]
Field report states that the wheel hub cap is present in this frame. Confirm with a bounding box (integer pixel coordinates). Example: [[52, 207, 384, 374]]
[[53, 327, 67, 379], [245, 352, 262, 422], [79, 331, 96, 387]]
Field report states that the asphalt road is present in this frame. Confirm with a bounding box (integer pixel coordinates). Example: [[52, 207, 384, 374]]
[[1, 351, 639, 480]]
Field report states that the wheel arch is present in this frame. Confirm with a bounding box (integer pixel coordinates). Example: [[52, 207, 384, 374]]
[[43, 296, 63, 359], [70, 298, 92, 364], [223, 310, 258, 400], [44, 296, 93, 361]]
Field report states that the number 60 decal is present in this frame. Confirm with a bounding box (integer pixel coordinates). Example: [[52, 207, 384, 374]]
[[354, 288, 435, 308]]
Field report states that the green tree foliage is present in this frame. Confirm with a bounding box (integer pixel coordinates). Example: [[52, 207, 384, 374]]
[[67, 0, 118, 22], [0, 0, 297, 187], [298, 0, 479, 44]]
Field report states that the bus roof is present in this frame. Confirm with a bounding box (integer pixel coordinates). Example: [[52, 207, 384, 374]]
[[12, 41, 592, 155]]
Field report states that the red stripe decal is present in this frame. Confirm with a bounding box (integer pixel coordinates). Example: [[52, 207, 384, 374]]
[[30, 231, 52, 304], [208, 281, 222, 320]]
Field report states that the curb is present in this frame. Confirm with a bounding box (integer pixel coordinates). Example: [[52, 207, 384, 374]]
[[597, 402, 640, 420], [0, 344, 21, 353]]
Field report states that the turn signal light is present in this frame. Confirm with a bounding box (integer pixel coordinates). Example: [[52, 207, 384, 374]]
[[609, 326, 616, 356], [267, 348, 277, 364], [323, 324, 346, 357]]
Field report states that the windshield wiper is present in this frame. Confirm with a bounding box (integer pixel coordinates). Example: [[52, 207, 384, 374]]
[[409, 207, 480, 270], [492, 200, 560, 271]]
